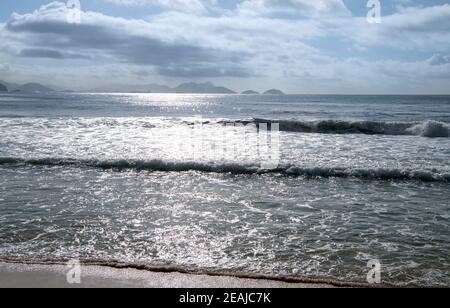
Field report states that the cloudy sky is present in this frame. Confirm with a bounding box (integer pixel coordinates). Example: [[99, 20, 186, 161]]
[[0, 0, 449, 94]]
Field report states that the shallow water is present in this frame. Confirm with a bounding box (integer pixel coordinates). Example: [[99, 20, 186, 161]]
[[0, 93, 449, 286]]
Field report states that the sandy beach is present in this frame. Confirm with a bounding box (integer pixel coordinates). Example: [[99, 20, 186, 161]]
[[0, 262, 338, 288]]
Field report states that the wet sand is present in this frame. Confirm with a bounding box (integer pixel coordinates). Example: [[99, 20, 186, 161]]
[[0, 262, 337, 288]]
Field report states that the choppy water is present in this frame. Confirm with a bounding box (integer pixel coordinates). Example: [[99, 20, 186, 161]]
[[0, 93, 449, 286]]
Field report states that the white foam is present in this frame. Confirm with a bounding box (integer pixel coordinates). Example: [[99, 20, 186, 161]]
[[0, 157, 448, 182], [224, 119, 450, 138], [407, 121, 449, 138]]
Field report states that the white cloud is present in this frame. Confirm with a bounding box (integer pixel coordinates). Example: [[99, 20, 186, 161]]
[[102, 0, 216, 12], [237, 0, 350, 17], [4, 2, 252, 78], [1, 1, 450, 93], [341, 4, 450, 52]]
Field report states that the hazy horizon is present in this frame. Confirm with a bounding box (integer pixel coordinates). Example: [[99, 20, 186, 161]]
[[1, 1, 450, 94]]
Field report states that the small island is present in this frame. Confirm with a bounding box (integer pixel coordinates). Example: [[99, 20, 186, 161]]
[[19, 83, 54, 93], [242, 90, 259, 95], [263, 89, 285, 95], [174, 82, 235, 94], [0, 80, 55, 93]]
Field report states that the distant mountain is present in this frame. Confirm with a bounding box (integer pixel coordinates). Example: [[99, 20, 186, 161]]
[[146, 84, 172, 93], [263, 89, 285, 95], [90, 82, 236, 94], [0, 80, 55, 93], [89, 83, 172, 93], [174, 82, 235, 94], [0, 79, 282, 95], [0, 83, 7, 92], [19, 83, 55, 93], [242, 90, 259, 94], [0, 80, 20, 91]]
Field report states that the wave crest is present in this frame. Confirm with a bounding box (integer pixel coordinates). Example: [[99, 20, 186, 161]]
[[224, 119, 449, 138], [407, 121, 449, 138], [0, 157, 448, 182]]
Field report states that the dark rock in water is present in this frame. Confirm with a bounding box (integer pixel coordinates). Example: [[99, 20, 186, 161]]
[[242, 90, 259, 94], [0, 83, 7, 92], [263, 89, 285, 95]]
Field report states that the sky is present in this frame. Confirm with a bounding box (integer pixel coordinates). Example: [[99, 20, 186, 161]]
[[0, 0, 449, 94]]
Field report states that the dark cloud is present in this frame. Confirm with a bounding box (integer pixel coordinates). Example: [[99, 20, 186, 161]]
[[427, 54, 450, 66], [19, 48, 91, 60], [20, 48, 64, 59], [158, 66, 253, 78], [6, 13, 251, 78]]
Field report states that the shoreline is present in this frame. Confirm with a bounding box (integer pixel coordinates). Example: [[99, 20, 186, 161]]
[[0, 260, 372, 288]]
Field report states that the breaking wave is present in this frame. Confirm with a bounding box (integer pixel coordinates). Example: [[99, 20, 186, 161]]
[[0, 157, 448, 182], [223, 119, 450, 138]]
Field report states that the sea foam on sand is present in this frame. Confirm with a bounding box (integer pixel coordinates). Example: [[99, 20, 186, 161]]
[[0, 262, 336, 288]]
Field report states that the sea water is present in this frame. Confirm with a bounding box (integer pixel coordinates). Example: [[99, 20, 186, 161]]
[[0, 93, 449, 286]]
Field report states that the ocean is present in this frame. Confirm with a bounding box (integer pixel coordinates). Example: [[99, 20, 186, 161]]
[[0, 92, 449, 286]]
